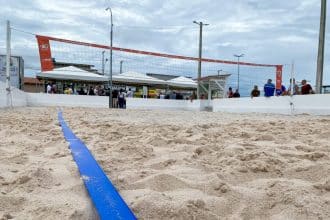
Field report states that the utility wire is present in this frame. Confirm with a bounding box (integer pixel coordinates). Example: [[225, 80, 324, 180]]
[[115, 24, 198, 29], [11, 27, 36, 36]]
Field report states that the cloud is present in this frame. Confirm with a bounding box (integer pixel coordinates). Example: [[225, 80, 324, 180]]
[[278, 35, 311, 43], [0, 0, 328, 88]]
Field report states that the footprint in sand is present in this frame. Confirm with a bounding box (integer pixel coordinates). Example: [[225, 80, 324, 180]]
[[132, 174, 189, 192], [149, 159, 177, 170]]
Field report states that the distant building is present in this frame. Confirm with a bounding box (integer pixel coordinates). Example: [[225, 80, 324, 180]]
[[52, 59, 100, 74], [323, 85, 330, 94], [0, 55, 24, 89], [23, 77, 43, 93]]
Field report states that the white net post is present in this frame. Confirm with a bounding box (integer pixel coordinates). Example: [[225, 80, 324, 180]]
[[6, 20, 12, 107]]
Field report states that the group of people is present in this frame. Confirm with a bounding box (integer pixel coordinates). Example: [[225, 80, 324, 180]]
[[46, 83, 57, 94], [226, 87, 241, 98], [46, 83, 108, 96], [226, 78, 314, 98], [111, 88, 133, 109], [251, 78, 314, 98], [78, 86, 106, 96], [159, 91, 187, 100]]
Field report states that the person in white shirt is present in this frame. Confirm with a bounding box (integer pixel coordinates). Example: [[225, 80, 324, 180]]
[[126, 88, 133, 98], [46, 84, 52, 94]]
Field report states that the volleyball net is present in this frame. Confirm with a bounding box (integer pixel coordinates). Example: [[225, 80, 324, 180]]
[[35, 35, 283, 96]]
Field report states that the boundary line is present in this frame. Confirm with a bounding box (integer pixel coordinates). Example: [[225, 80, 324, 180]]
[[57, 111, 136, 220]]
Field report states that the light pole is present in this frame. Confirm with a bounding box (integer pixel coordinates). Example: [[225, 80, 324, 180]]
[[234, 54, 244, 91], [316, 0, 327, 94], [120, 60, 123, 74], [106, 7, 113, 108], [217, 69, 222, 76], [193, 21, 209, 99], [102, 51, 105, 75]]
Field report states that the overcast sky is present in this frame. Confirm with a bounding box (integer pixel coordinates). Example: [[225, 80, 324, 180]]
[[0, 0, 329, 89]]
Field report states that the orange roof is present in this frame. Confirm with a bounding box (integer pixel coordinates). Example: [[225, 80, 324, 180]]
[[24, 77, 42, 84]]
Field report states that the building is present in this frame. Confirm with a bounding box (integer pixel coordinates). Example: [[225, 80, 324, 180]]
[[0, 55, 24, 89], [23, 77, 43, 93], [53, 60, 100, 74], [36, 65, 198, 98]]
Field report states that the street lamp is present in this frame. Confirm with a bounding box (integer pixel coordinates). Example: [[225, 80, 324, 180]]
[[120, 60, 124, 74], [101, 51, 109, 75], [234, 54, 244, 91], [217, 69, 222, 76], [193, 20, 209, 99], [106, 7, 113, 108]]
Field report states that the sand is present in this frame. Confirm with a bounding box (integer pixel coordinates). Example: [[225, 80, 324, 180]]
[[1, 107, 330, 219], [0, 108, 96, 220]]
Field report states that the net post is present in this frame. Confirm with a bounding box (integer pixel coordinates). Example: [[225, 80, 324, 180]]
[[6, 20, 12, 108]]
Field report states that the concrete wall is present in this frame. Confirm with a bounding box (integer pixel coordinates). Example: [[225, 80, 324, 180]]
[[213, 94, 330, 115], [26, 93, 203, 111], [27, 93, 109, 108], [292, 94, 330, 115], [1, 84, 330, 115], [0, 81, 27, 107], [127, 98, 202, 111]]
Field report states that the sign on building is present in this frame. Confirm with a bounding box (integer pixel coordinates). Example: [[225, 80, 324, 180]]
[[0, 55, 24, 89]]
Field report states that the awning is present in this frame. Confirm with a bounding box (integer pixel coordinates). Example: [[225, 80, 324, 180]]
[[167, 76, 197, 88], [36, 66, 108, 82], [112, 71, 167, 85]]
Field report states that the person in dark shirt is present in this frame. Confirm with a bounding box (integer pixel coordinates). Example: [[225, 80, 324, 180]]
[[112, 89, 119, 108], [78, 87, 86, 95], [264, 79, 275, 97], [233, 89, 240, 98], [88, 86, 95, 95], [190, 91, 197, 102], [250, 85, 260, 98], [227, 87, 234, 98], [118, 89, 126, 109], [176, 93, 183, 100], [301, 79, 313, 95]]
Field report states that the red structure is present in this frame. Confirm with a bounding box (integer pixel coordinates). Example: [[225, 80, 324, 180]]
[[36, 35, 283, 89]]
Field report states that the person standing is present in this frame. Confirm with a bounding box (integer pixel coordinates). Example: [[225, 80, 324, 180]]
[[250, 85, 260, 98], [287, 78, 299, 95], [118, 89, 126, 109], [160, 92, 165, 99], [51, 84, 57, 94], [276, 84, 286, 96], [46, 83, 52, 94], [126, 88, 133, 98], [88, 86, 95, 95], [301, 79, 314, 95], [190, 91, 197, 102], [227, 87, 234, 98], [112, 89, 119, 108], [264, 79, 275, 97], [233, 89, 240, 98]]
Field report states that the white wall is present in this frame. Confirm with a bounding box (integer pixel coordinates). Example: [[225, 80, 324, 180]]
[[127, 98, 202, 111], [27, 93, 109, 108], [1, 85, 330, 115], [26, 94, 204, 111], [0, 81, 27, 107], [213, 94, 330, 115], [291, 94, 330, 115]]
